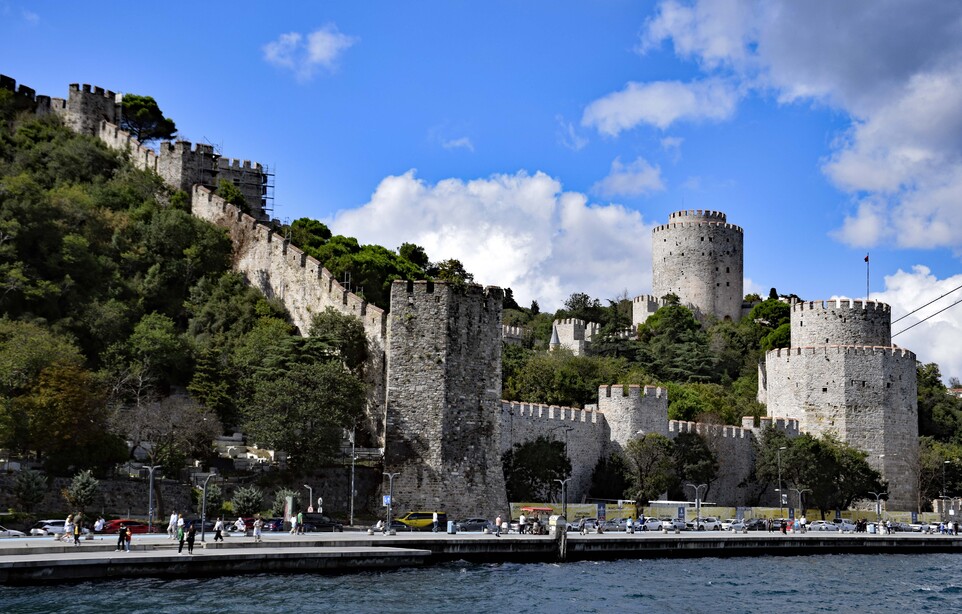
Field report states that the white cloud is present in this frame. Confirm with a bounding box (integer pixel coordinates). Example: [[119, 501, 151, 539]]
[[556, 115, 588, 151], [263, 24, 357, 81], [581, 78, 739, 135], [871, 266, 962, 383], [441, 137, 474, 152], [660, 136, 683, 161], [330, 170, 655, 309], [592, 156, 665, 198]]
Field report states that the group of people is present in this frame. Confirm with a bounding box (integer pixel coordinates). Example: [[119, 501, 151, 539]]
[[289, 511, 305, 535], [61, 512, 93, 545]]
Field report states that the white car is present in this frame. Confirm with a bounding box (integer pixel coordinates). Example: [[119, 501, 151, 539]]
[[662, 517, 687, 531], [30, 519, 66, 535], [726, 519, 748, 531], [687, 516, 722, 531], [807, 520, 839, 531], [639, 517, 664, 531], [832, 518, 857, 532], [0, 525, 26, 537]]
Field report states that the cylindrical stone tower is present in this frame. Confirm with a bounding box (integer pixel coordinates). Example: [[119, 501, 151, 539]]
[[651, 210, 743, 321], [791, 299, 891, 347]]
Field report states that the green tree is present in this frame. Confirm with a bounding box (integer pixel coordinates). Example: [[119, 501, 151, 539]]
[[216, 179, 247, 212], [62, 469, 99, 512], [13, 468, 47, 512], [244, 361, 365, 472], [271, 487, 301, 516], [194, 482, 223, 518], [636, 304, 716, 383], [917, 363, 962, 441], [120, 94, 176, 143], [506, 349, 627, 408], [624, 433, 677, 505], [118, 395, 222, 476], [398, 242, 429, 271], [428, 258, 474, 284], [501, 436, 571, 501], [588, 452, 630, 500], [231, 486, 264, 517], [309, 308, 369, 374], [671, 432, 719, 500]]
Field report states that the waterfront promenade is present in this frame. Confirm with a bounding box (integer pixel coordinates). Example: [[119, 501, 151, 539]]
[[2, 529, 961, 585]]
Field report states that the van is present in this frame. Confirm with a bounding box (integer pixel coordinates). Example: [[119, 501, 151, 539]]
[[396, 511, 447, 531]]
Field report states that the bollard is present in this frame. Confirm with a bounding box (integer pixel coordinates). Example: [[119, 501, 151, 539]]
[[367, 528, 374, 535], [674, 526, 680, 534]]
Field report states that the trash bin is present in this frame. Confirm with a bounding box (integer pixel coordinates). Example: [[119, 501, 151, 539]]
[[447, 520, 456, 534], [867, 522, 876, 534], [548, 515, 567, 536]]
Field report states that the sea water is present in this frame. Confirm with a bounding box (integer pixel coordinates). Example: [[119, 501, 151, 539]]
[[2, 553, 961, 613]]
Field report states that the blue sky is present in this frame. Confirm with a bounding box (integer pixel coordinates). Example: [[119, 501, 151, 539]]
[[3, 1, 962, 380]]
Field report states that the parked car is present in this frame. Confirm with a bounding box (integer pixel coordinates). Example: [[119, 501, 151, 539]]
[[687, 517, 722, 531], [456, 518, 494, 532], [832, 518, 857, 532], [744, 518, 769, 531], [262, 518, 286, 531], [183, 519, 216, 532], [102, 519, 150, 534], [639, 517, 664, 531], [807, 520, 839, 532], [0, 525, 26, 537], [396, 511, 447, 531], [726, 519, 748, 532], [30, 519, 65, 536], [302, 513, 343, 532], [370, 520, 413, 532], [661, 517, 687, 531]]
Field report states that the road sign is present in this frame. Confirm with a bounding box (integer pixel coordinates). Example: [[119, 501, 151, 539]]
[[383, 495, 391, 506]]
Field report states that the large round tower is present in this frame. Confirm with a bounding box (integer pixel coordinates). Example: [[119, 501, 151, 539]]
[[651, 210, 744, 321]]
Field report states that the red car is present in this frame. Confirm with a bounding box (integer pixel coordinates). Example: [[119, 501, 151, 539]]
[[101, 519, 151, 534]]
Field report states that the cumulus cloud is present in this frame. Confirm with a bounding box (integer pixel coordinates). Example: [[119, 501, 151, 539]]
[[330, 170, 654, 309], [441, 137, 474, 152], [592, 156, 665, 198], [870, 266, 962, 383], [582, 78, 739, 134], [263, 24, 357, 80], [623, 0, 962, 253]]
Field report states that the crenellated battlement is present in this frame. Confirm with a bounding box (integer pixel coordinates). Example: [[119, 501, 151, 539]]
[[792, 298, 891, 314], [668, 209, 727, 221], [765, 345, 915, 360], [501, 401, 602, 425], [652, 221, 744, 233], [217, 157, 264, 172], [600, 384, 665, 399], [70, 83, 117, 99], [741, 415, 800, 436], [669, 420, 751, 439], [554, 317, 585, 326]]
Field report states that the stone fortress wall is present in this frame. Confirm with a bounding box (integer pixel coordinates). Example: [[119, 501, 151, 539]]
[[761, 299, 919, 510], [4, 75, 922, 515]]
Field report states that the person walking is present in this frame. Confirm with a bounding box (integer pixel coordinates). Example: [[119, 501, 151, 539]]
[[73, 513, 83, 546], [495, 515, 502, 537], [186, 523, 196, 555], [62, 514, 74, 543], [290, 514, 298, 535], [213, 517, 224, 542], [432, 511, 439, 533], [253, 516, 263, 543], [519, 513, 527, 535], [124, 525, 132, 552], [168, 511, 178, 539], [94, 516, 105, 533], [177, 521, 187, 554], [627, 517, 634, 534], [116, 524, 126, 551], [297, 511, 304, 535]]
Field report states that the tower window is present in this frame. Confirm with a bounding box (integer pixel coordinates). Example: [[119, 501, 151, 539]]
[[726, 267, 730, 273]]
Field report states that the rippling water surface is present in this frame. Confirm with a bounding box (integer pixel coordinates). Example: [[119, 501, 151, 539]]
[[3, 554, 962, 613]]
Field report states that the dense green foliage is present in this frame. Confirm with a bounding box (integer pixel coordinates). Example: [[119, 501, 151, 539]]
[[119, 94, 176, 143], [0, 108, 370, 479], [502, 436, 571, 501]]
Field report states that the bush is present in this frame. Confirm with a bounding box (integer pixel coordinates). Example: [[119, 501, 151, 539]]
[[230, 486, 263, 517]]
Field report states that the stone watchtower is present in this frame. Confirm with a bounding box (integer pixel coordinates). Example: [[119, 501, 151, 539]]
[[651, 210, 744, 321], [383, 280, 508, 520], [598, 385, 668, 452], [760, 299, 918, 510]]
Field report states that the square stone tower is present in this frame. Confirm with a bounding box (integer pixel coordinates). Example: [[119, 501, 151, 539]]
[[384, 280, 508, 520]]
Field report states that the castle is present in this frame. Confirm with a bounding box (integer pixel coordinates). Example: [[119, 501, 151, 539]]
[[1, 75, 919, 515]]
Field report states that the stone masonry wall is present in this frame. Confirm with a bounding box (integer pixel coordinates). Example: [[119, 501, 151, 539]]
[[652, 209, 744, 322], [598, 384, 669, 450], [500, 402, 606, 504], [668, 421, 756, 507], [791, 299, 891, 347], [0, 475, 192, 519], [763, 345, 918, 509], [385, 281, 508, 520]]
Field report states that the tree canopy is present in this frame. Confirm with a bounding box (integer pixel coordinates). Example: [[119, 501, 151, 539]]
[[120, 94, 176, 143]]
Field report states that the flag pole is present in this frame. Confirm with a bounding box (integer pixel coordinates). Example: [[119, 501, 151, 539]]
[[865, 254, 870, 300]]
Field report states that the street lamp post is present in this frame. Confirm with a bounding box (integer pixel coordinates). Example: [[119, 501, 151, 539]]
[[145, 465, 161, 534], [349, 427, 357, 527], [776, 446, 787, 518], [303, 484, 313, 512], [685, 483, 708, 524], [384, 472, 399, 534], [868, 491, 888, 524], [942, 460, 951, 521], [791, 487, 811, 519], [554, 478, 572, 519], [200, 473, 215, 542]]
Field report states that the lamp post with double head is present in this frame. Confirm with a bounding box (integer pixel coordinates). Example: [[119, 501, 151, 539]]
[[200, 473, 215, 542], [685, 483, 708, 524], [384, 472, 399, 534], [868, 491, 888, 524], [145, 465, 162, 534], [554, 478, 572, 519], [777, 446, 787, 518], [303, 484, 313, 512]]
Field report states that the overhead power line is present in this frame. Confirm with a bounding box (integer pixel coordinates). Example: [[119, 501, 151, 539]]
[[892, 283, 962, 324], [892, 295, 962, 338]]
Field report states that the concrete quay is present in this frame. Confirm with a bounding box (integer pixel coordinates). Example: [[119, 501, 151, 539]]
[[2, 530, 961, 585]]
